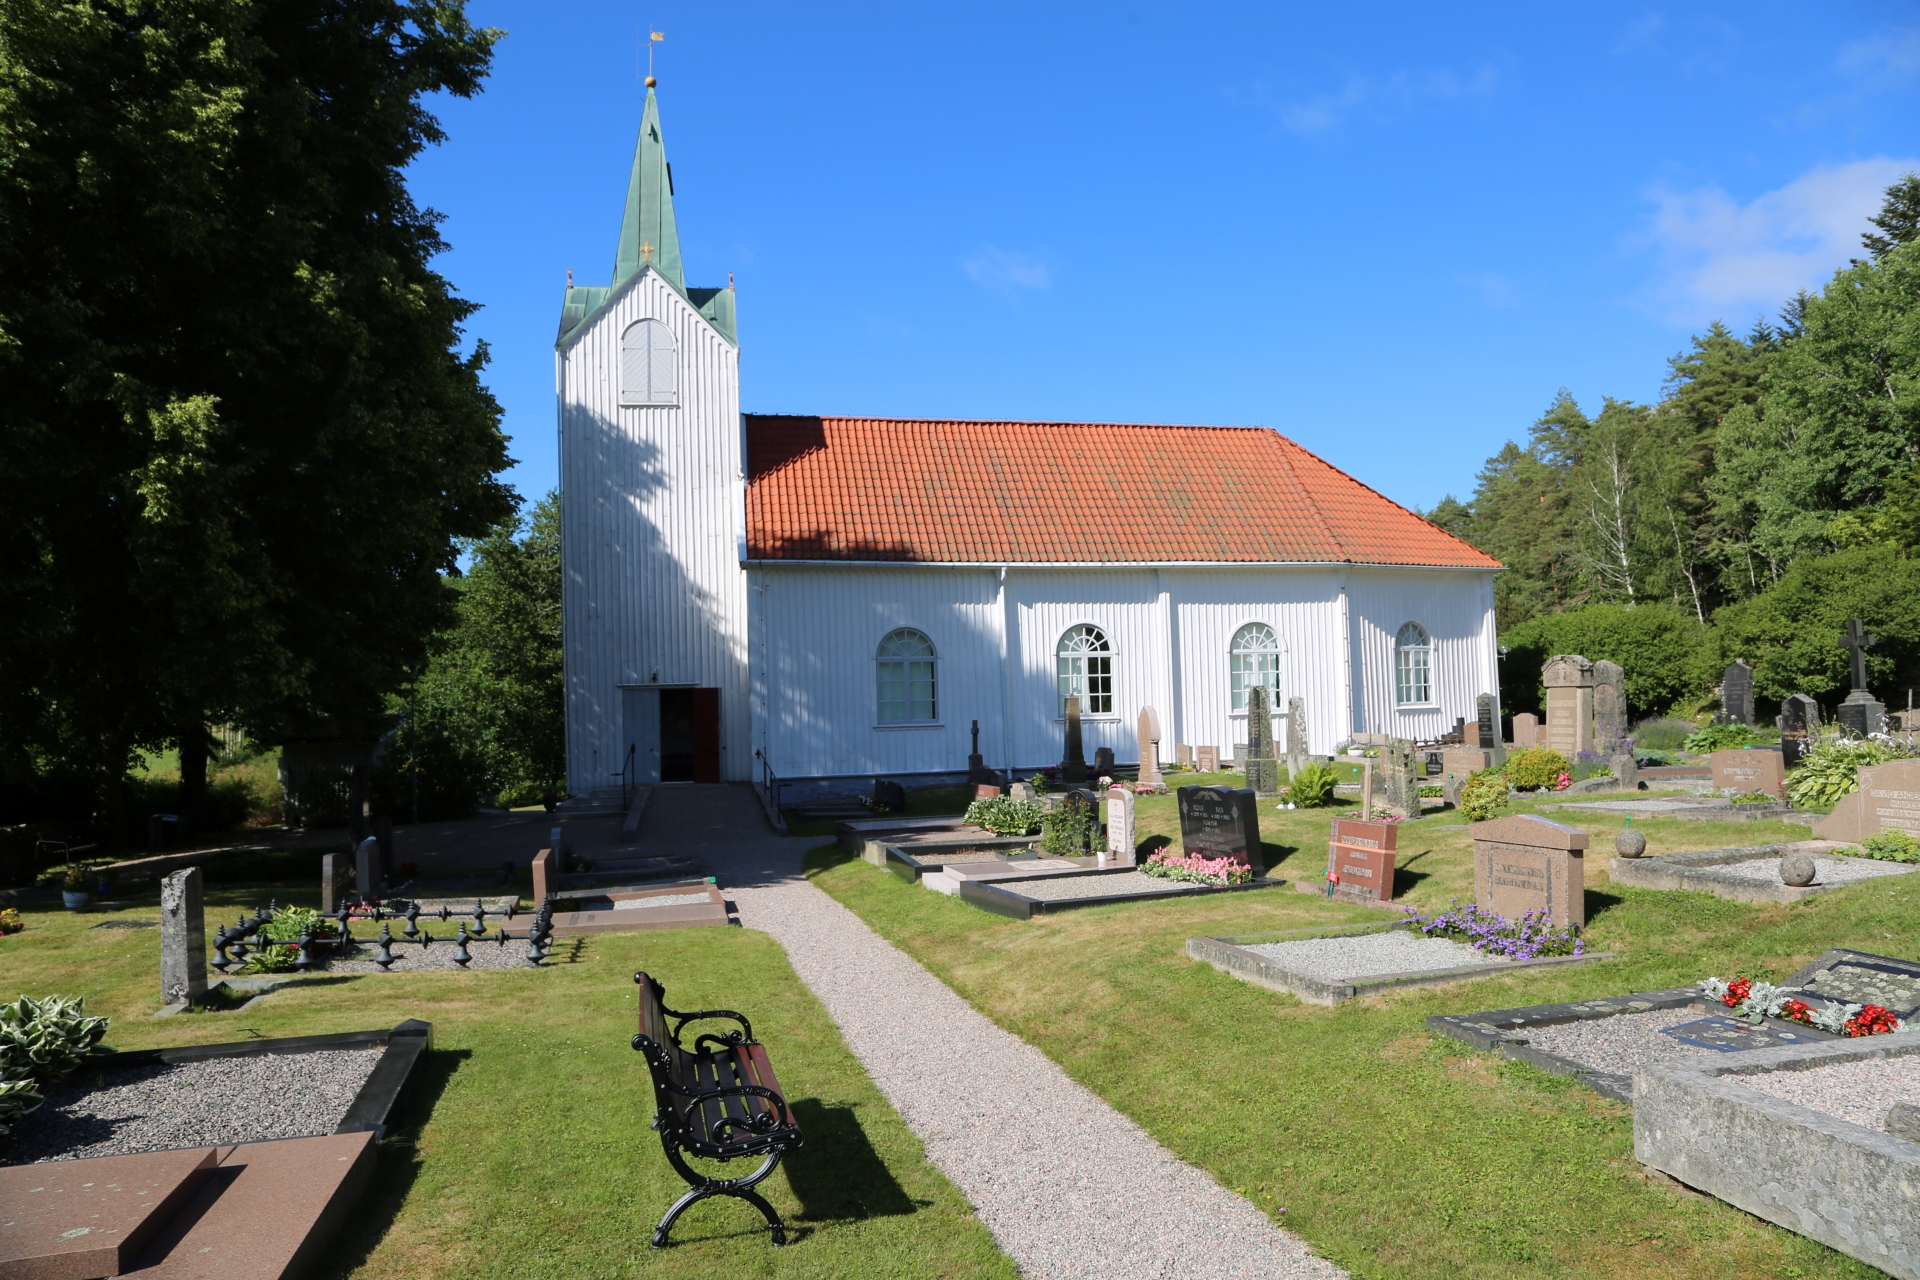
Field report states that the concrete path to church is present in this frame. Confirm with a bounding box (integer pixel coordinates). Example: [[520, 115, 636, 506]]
[[632, 784, 1345, 1280]]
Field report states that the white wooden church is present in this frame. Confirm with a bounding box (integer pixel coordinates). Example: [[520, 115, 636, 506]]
[[556, 86, 1503, 801]]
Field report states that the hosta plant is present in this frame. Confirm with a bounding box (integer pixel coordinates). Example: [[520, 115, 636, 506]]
[[0, 1077, 42, 1136], [1683, 722, 1756, 753], [0, 995, 109, 1086], [1787, 734, 1915, 809], [963, 796, 1044, 836]]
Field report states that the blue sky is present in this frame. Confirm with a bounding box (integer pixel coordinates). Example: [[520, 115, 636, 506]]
[[409, 3, 1920, 518]]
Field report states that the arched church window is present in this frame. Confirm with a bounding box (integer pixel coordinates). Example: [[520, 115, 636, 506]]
[[620, 318, 677, 406], [1230, 623, 1281, 713], [1395, 622, 1432, 705], [876, 629, 937, 724], [1057, 625, 1113, 715]]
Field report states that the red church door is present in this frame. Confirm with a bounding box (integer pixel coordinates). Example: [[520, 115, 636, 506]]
[[692, 688, 721, 783]]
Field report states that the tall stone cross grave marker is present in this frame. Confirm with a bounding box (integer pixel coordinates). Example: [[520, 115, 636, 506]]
[[1837, 620, 1888, 738]]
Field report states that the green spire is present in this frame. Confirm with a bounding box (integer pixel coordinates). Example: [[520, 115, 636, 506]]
[[614, 87, 684, 291]]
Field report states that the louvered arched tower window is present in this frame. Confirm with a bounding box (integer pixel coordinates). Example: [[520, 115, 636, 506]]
[[620, 318, 677, 406]]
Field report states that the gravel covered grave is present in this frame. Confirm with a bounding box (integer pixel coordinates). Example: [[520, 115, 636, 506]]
[[1516, 1008, 1719, 1075], [1244, 931, 1503, 982], [1710, 856, 1915, 887], [992, 871, 1203, 902], [610, 892, 711, 911], [1742, 1053, 1920, 1132], [326, 932, 544, 972], [3, 1048, 382, 1165]]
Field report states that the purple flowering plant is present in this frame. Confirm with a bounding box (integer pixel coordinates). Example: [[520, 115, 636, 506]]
[[1400, 899, 1584, 960]]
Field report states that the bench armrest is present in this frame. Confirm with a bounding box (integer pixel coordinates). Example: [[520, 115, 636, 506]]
[[667, 1007, 755, 1049], [674, 1081, 794, 1142]]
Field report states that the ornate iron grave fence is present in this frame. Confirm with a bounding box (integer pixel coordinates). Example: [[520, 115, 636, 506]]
[[210, 898, 561, 972]]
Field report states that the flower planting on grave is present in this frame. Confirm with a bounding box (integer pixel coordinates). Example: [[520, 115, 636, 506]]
[[1858, 830, 1920, 862], [1457, 770, 1509, 821], [963, 795, 1045, 835], [1504, 746, 1571, 792], [1402, 900, 1584, 959], [1727, 790, 1777, 804], [1283, 761, 1338, 807], [0, 995, 110, 1134], [1568, 751, 1615, 782], [1140, 849, 1254, 887], [237, 905, 339, 974], [0, 908, 21, 936], [1786, 733, 1915, 807], [1698, 974, 1908, 1036], [1682, 722, 1757, 753]]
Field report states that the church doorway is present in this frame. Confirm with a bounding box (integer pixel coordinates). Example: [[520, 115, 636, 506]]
[[657, 688, 721, 784]]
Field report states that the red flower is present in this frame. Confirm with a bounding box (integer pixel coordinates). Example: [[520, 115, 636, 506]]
[[1778, 999, 1812, 1025], [1722, 976, 1752, 1009], [1845, 1004, 1899, 1037]]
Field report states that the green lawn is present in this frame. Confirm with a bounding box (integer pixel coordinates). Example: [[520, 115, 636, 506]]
[[805, 785, 1909, 1280], [3, 885, 1014, 1280]]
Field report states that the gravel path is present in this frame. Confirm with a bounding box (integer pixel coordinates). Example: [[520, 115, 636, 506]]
[[1245, 932, 1500, 982], [731, 878, 1344, 1279], [997, 871, 1203, 902], [3, 1048, 382, 1165], [1743, 1053, 1920, 1131], [1517, 1009, 1716, 1074], [1712, 856, 1915, 886]]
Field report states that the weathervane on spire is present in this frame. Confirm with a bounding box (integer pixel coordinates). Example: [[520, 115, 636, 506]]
[[645, 29, 663, 87]]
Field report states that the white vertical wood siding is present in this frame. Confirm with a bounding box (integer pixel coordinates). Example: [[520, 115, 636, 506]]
[[558, 270, 748, 792], [749, 563, 1497, 780], [1347, 569, 1498, 740]]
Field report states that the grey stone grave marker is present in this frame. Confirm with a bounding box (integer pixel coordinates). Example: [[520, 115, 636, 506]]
[[1594, 660, 1627, 749], [1543, 655, 1596, 757], [1286, 696, 1309, 778], [1779, 693, 1819, 768], [1093, 746, 1116, 776], [320, 852, 353, 914], [160, 867, 207, 1006], [1136, 706, 1162, 789], [1243, 686, 1280, 796], [1380, 737, 1422, 820], [1105, 785, 1136, 864], [1062, 696, 1088, 783], [355, 835, 381, 902], [1720, 659, 1755, 726], [1476, 694, 1498, 750]]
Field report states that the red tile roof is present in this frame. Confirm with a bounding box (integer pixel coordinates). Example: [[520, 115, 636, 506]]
[[743, 416, 1501, 569]]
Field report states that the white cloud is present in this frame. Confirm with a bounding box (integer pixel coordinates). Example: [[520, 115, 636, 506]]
[[1271, 65, 1497, 136], [1642, 158, 1920, 323], [1837, 25, 1920, 80], [1456, 270, 1516, 307], [964, 247, 1051, 296]]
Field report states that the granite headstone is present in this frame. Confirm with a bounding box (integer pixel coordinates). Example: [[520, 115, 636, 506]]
[[1470, 813, 1588, 926], [1137, 706, 1163, 789], [160, 867, 207, 1006], [1093, 746, 1116, 776], [1062, 696, 1088, 783], [1511, 711, 1541, 747], [1476, 693, 1498, 750], [1286, 696, 1310, 778], [1710, 748, 1785, 800], [1812, 758, 1920, 842], [1543, 655, 1596, 757], [1593, 660, 1628, 749], [1196, 745, 1219, 773], [1243, 687, 1280, 796], [320, 852, 353, 914], [1720, 660, 1755, 726], [1380, 737, 1422, 820], [1106, 785, 1136, 864], [1177, 785, 1262, 870], [1326, 818, 1399, 904], [1779, 693, 1819, 768]]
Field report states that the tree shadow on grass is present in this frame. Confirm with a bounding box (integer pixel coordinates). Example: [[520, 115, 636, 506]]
[[310, 1045, 472, 1279], [782, 1098, 925, 1224]]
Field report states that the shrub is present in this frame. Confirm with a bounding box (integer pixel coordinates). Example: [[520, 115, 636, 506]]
[[1632, 718, 1698, 751], [1683, 722, 1756, 753], [1569, 751, 1615, 782], [1286, 762, 1339, 808], [1041, 798, 1099, 855], [964, 796, 1044, 836], [1500, 602, 1712, 720], [1505, 747, 1570, 792], [1787, 734, 1914, 808], [1859, 831, 1920, 863], [1458, 771, 1509, 821]]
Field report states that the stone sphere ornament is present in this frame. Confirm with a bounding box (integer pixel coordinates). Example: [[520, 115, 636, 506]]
[[1614, 827, 1647, 859], [1780, 853, 1817, 887]]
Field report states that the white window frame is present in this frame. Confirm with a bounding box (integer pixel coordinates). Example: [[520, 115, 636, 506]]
[[1395, 621, 1433, 706], [875, 628, 938, 725], [620, 317, 678, 407], [1229, 621, 1282, 715], [1056, 623, 1115, 717]]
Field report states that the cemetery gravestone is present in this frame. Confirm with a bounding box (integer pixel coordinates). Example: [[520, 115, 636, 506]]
[[1326, 818, 1398, 905], [1106, 785, 1136, 864], [1442, 746, 1493, 779], [1381, 738, 1422, 819], [354, 836, 381, 903], [320, 853, 353, 915], [1511, 712, 1540, 747], [874, 779, 907, 812], [1836, 620, 1888, 738], [1286, 696, 1310, 778], [1609, 749, 1639, 793], [1543, 655, 1596, 758], [1779, 693, 1819, 768], [1061, 697, 1088, 783], [1196, 745, 1219, 773], [967, 719, 999, 785], [1593, 660, 1628, 749], [1470, 813, 1589, 927], [1137, 706, 1163, 789], [1476, 694, 1499, 750], [1243, 687, 1280, 796], [1009, 781, 1037, 803], [1710, 749, 1785, 799], [1177, 786, 1262, 871], [1720, 660, 1755, 726], [160, 867, 207, 1006], [1093, 746, 1116, 776], [1178, 744, 1195, 768], [1812, 757, 1920, 842], [971, 783, 1002, 801]]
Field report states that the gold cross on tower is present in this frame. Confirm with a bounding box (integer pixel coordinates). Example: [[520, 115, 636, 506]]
[[639, 241, 654, 261]]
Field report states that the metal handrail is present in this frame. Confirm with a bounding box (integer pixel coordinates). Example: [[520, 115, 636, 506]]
[[618, 743, 637, 813]]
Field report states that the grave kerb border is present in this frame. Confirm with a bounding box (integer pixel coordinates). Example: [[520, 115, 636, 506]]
[[881, 841, 1044, 879], [959, 867, 1282, 920], [1608, 845, 1916, 905], [1634, 1036, 1920, 1278], [1190, 922, 1616, 1007]]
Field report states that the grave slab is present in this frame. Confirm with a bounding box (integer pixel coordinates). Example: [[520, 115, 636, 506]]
[[1786, 949, 1920, 1018], [1608, 842, 1910, 905], [0, 1146, 216, 1280], [548, 881, 729, 936], [961, 866, 1278, 919]]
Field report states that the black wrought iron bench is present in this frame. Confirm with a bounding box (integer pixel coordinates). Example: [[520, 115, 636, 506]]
[[631, 970, 805, 1247]]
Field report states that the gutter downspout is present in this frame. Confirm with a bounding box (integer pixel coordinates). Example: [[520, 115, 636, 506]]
[[997, 567, 1015, 780]]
